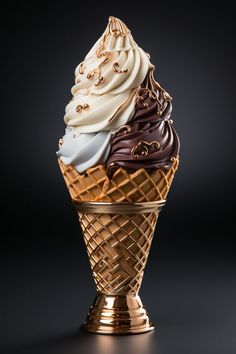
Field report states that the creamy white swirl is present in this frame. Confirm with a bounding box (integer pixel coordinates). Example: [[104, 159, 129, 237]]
[[57, 128, 112, 173], [64, 16, 151, 132]]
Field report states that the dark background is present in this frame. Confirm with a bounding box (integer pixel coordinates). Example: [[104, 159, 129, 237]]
[[1, 1, 235, 353]]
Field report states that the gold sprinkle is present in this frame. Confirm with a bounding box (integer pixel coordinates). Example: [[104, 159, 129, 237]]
[[116, 124, 132, 134], [76, 105, 83, 113], [164, 92, 172, 100], [86, 38, 111, 87], [136, 95, 144, 105], [143, 103, 149, 108], [131, 141, 160, 159], [83, 103, 90, 110], [107, 16, 130, 37], [169, 119, 174, 125], [95, 77, 104, 86], [149, 91, 157, 100], [112, 29, 121, 37], [76, 104, 90, 113], [152, 142, 160, 149], [113, 62, 128, 74], [170, 157, 176, 162], [79, 63, 85, 74], [87, 72, 94, 80]]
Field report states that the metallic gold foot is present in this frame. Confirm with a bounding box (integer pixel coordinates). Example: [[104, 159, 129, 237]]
[[81, 293, 154, 335]]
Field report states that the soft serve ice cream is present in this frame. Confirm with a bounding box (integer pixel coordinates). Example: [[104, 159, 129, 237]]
[[106, 70, 179, 177], [58, 16, 179, 196], [57, 16, 151, 173]]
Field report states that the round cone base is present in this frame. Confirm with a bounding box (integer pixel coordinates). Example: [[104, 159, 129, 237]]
[[81, 293, 155, 335]]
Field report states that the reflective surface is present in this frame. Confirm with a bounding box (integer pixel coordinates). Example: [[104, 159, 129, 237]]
[[78, 203, 160, 334], [74, 200, 166, 214], [82, 293, 154, 334]]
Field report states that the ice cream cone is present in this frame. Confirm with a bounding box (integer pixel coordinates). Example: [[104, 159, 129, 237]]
[[58, 157, 179, 202], [75, 201, 165, 334], [57, 16, 180, 335]]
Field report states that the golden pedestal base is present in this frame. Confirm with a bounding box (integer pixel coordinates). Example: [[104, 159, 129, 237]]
[[81, 293, 154, 335]]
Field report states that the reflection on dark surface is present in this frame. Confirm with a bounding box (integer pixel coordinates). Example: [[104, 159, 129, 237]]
[[4, 328, 156, 354], [94, 331, 156, 354]]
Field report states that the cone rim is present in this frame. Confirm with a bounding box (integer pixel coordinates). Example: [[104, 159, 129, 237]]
[[73, 200, 166, 214]]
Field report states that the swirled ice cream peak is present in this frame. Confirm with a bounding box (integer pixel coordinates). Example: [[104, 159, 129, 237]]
[[64, 16, 151, 133]]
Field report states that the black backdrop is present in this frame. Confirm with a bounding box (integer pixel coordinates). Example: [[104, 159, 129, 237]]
[[2, 0, 235, 245], [1, 1, 235, 354]]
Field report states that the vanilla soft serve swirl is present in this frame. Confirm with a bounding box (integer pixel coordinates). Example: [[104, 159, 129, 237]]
[[64, 16, 151, 132]]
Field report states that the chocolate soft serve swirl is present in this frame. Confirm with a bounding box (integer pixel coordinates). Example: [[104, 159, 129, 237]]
[[106, 69, 180, 178]]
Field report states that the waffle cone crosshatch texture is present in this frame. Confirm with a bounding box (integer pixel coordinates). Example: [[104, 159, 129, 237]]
[[58, 158, 179, 202], [74, 201, 165, 334]]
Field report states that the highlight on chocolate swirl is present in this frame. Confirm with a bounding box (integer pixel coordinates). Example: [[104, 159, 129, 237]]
[[57, 16, 180, 175], [106, 68, 180, 178]]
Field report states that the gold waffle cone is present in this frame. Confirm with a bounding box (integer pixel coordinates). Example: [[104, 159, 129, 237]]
[[79, 211, 158, 294], [58, 157, 179, 202], [76, 201, 163, 334]]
